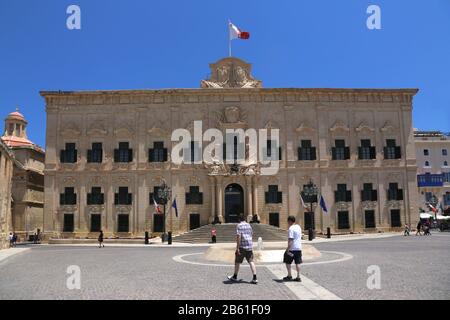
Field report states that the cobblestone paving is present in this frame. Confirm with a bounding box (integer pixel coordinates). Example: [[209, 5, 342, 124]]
[[0, 246, 297, 300], [301, 232, 450, 300]]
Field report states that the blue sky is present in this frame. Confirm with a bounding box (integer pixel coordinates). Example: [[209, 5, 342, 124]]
[[0, 0, 449, 148]]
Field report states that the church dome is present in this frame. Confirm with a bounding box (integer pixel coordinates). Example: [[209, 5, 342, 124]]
[[6, 110, 27, 123]]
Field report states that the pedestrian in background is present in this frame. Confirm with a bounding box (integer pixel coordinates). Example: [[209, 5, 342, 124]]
[[8, 232, 14, 248], [98, 230, 105, 248], [416, 221, 422, 236], [283, 216, 302, 282], [211, 227, 217, 244], [12, 233, 18, 246], [227, 214, 258, 284], [404, 224, 410, 236]]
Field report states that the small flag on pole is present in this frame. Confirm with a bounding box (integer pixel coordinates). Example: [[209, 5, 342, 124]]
[[228, 20, 250, 56], [171, 197, 178, 218], [300, 193, 308, 209], [153, 196, 161, 214], [428, 203, 437, 213], [229, 22, 250, 40], [319, 195, 328, 213]]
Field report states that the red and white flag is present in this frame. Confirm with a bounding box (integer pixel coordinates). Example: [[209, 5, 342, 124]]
[[229, 21, 250, 40], [300, 193, 308, 209], [153, 197, 162, 214], [428, 203, 437, 213]]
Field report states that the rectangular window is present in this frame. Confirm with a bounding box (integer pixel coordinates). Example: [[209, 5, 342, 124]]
[[298, 140, 316, 160], [269, 213, 280, 228], [117, 214, 129, 232], [365, 210, 376, 229], [361, 183, 377, 201], [337, 211, 350, 229], [115, 187, 132, 205], [90, 214, 101, 232], [332, 140, 350, 160], [87, 187, 104, 205], [63, 214, 74, 232], [60, 187, 77, 205], [186, 186, 203, 205], [424, 149, 429, 156], [87, 142, 103, 163], [443, 149, 448, 156], [60, 143, 77, 163], [149, 141, 168, 162], [358, 139, 376, 160], [387, 183, 403, 201], [384, 139, 401, 159], [335, 184, 351, 202], [265, 185, 282, 204], [114, 142, 132, 163], [390, 209, 401, 227]]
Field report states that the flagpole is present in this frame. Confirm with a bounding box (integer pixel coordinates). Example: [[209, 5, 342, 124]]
[[228, 19, 231, 57]]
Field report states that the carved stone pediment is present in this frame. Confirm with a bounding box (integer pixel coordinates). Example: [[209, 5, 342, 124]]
[[113, 176, 131, 184], [380, 121, 397, 133], [61, 123, 81, 137], [87, 128, 107, 136], [114, 127, 134, 138], [216, 106, 248, 129], [264, 120, 281, 131], [295, 122, 316, 134], [201, 57, 262, 88], [60, 205, 77, 213], [115, 205, 131, 214], [356, 159, 376, 167], [62, 176, 77, 185], [361, 201, 377, 209], [88, 205, 105, 214], [355, 121, 375, 133], [335, 202, 350, 210], [148, 126, 169, 137], [386, 200, 402, 209], [329, 120, 350, 133]]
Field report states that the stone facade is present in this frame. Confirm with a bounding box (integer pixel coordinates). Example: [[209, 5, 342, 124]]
[[2, 110, 45, 241], [0, 139, 14, 249], [414, 131, 450, 214], [41, 57, 419, 238]]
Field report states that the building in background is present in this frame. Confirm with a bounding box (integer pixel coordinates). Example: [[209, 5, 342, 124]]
[[2, 109, 45, 241], [41, 57, 419, 238], [415, 131, 450, 214], [0, 139, 14, 249]]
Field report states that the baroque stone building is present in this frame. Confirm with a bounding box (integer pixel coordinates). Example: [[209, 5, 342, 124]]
[[2, 110, 45, 240], [0, 139, 14, 249], [414, 130, 450, 214], [41, 57, 419, 238]]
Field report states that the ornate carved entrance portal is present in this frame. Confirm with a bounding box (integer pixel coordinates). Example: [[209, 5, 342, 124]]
[[224, 184, 244, 223]]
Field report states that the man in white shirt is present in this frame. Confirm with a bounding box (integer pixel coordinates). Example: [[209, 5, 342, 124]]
[[283, 216, 302, 282]]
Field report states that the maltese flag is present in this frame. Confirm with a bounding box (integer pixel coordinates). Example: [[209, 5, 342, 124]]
[[229, 21, 250, 40], [153, 196, 162, 214]]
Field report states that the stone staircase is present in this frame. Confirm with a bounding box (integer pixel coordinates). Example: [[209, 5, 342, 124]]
[[173, 223, 288, 244]]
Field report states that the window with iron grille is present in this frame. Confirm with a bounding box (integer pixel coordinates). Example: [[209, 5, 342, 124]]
[[186, 186, 203, 205], [358, 139, 376, 160], [332, 139, 350, 160], [87, 142, 103, 163], [60, 187, 77, 205], [114, 142, 133, 163], [384, 139, 401, 159], [298, 140, 316, 160], [149, 141, 168, 162], [361, 183, 377, 201], [387, 183, 403, 201], [335, 184, 352, 202], [87, 187, 104, 205], [60, 143, 77, 163], [265, 185, 282, 204], [115, 187, 132, 205]]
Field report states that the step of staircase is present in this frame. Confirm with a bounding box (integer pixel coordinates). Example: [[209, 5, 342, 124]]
[[173, 223, 288, 244]]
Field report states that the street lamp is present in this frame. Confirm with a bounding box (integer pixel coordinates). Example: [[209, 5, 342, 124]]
[[157, 180, 172, 244], [301, 180, 318, 240]]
